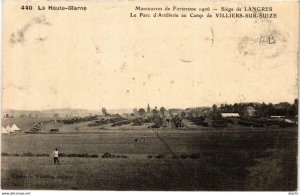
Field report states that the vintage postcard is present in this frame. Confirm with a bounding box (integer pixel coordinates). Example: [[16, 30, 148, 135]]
[[1, 0, 299, 191]]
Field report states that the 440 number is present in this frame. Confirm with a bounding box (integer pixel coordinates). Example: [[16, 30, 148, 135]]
[[21, 5, 33, 10]]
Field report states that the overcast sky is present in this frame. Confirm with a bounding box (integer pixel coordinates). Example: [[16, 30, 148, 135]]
[[3, 2, 298, 110]]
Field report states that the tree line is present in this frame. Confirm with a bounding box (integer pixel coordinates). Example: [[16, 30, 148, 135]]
[[219, 99, 298, 117]]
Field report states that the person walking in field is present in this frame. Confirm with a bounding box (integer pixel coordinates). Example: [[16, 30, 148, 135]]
[[53, 148, 60, 165]]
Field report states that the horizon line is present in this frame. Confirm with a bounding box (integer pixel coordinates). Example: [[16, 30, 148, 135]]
[[2, 99, 297, 112]]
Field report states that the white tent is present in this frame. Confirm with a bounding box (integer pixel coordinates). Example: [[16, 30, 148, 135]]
[[6, 125, 14, 133], [11, 124, 21, 131], [2, 126, 10, 134], [284, 119, 294, 123]]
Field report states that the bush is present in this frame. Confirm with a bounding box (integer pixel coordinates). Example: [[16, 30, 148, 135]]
[[102, 152, 113, 158], [90, 154, 99, 158], [2, 153, 21, 157], [59, 153, 66, 157], [82, 154, 89, 158], [101, 152, 128, 158], [2, 152, 9, 156], [66, 153, 76, 157], [23, 152, 35, 157], [66, 153, 89, 157]]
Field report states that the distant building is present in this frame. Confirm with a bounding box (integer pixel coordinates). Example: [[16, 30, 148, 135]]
[[271, 116, 285, 118], [147, 104, 151, 113], [221, 113, 240, 118]]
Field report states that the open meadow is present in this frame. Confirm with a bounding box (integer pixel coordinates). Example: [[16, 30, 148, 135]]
[[1, 116, 297, 190]]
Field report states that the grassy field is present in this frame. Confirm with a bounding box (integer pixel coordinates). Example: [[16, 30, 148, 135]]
[[1, 120, 297, 191]]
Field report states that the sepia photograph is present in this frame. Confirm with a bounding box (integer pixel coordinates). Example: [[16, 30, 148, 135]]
[[1, 0, 299, 192]]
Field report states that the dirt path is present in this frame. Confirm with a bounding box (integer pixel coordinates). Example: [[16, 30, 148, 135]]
[[151, 129, 186, 169]]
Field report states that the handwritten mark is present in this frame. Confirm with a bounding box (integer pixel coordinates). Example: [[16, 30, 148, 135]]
[[210, 27, 214, 46], [10, 15, 51, 44], [259, 35, 276, 45], [180, 59, 191, 63]]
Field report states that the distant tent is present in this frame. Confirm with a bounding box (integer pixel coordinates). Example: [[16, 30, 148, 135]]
[[284, 119, 294, 123], [11, 124, 21, 131], [2, 126, 9, 134], [6, 125, 14, 133]]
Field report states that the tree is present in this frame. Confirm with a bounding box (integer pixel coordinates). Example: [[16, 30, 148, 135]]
[[233, 103, 239, 113], [138, 108, 146, 116], [212, 104, 217, 111], [171, 115, 184, 128], [211, 104, 222, 119], [102, 107, 108, 116], [267, 103, 274, 116], [291, 98, 298, 116], [152, 106, 158, 117], [294, 98, 298, 106], [159, 107, 166, 118], [181, 111, 186, 118]]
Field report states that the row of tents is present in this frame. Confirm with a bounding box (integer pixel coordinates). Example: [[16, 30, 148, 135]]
[[1, 124, 21, 134]]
